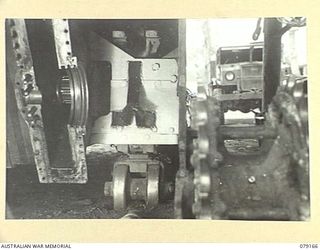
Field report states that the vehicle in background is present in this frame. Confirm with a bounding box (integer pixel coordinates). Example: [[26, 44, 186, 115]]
[[209, 42, 264, 123]]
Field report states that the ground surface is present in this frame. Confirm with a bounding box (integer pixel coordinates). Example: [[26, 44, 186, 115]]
[[6, 140, 260, 220], [6, 150, 175, 219]]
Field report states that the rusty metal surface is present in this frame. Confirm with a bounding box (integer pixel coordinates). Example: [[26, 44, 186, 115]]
[[6, 19, 88, 183], [189, 87, 223, 219], [6, 19, 51, 183], [177, 19, 187, 170], [218, 125, 276, 139], [52, 19, 78, 69], [269, 77, 309, 216], [176, 75, 309, 220], [6, 66, 34, 166], [215, 92, 262, 101]]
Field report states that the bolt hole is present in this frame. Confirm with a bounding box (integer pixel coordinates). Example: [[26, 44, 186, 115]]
[[67, 52, 71, 56], [16, 82, 20, 85], [152, 63, 160, 71], [14, 42, 20, 49], [16, 53, 22, 60], [24, 73, 33, 82], [42, 177, 46, 181], [64, 29, 68, 33], [11, 30, 17, 38], [66, 41, 70, 45], [19, 65, 24, 69]]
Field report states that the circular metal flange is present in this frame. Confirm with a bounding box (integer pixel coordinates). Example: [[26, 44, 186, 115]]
[[189, 92, 222, 219], [113, 164, 130, 210], [146, 164, 160, 208], [56, 64, 89, 126]]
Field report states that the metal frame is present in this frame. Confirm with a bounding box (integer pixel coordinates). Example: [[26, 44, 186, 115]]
[[89, 31, 180, 145], [6, 19, 88, 183], [52, 19, 78, 69], [6, 19, 51, 182]]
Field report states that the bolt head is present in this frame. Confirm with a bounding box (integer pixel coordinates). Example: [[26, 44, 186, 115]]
[[170, 75, 178, 83], [152, 63, 160, 71], [248, 176, 256, 184]]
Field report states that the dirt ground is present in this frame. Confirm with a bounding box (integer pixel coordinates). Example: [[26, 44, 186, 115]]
[[6, 140, 259, 220], [6, 150, 175, 220]]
